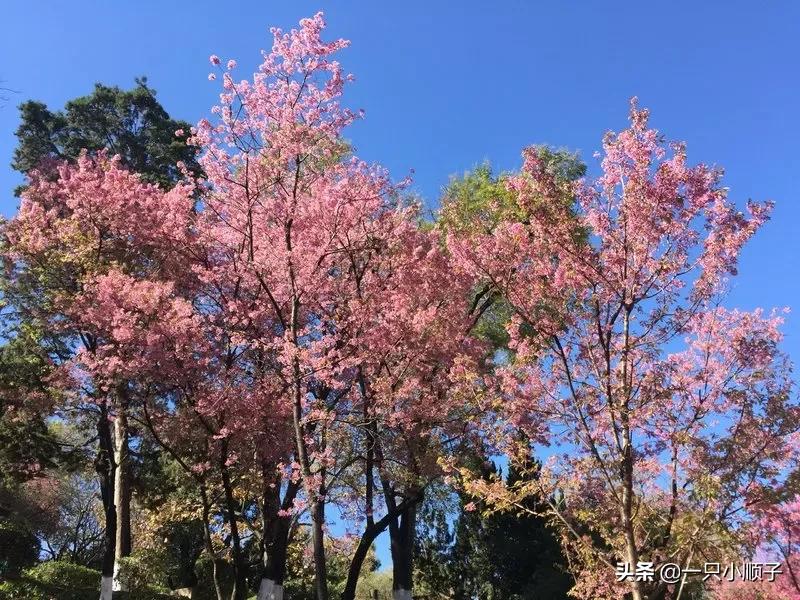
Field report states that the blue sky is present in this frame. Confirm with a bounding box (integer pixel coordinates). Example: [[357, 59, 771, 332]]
[[2, 0, 799, 569]]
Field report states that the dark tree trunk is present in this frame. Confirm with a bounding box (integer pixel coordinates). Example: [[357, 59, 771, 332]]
[[342, 531, 376, 600], [389, 500, 418, 600], [200, 485, 225, 600], [219, 440, 248, 600], [310, 495, 328, 600], [257, 469, 300, 600], [342, 391, 424, 600], [95, 400, 117, 600], [290, 362, 328, 600], [342, 504, 415, 600]]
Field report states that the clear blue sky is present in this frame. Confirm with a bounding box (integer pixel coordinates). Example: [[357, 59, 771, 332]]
[[2, 0, 799, 568]]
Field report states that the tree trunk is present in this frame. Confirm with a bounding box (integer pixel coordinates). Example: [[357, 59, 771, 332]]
[[342, 493, 423, 600], [342, 532, 375, 600], [342, 371, 378, 600], [620, 439, 643, 600], [112, 387, 131, 593], [285, 159, 329, 600], [290, 349, 328, 600], [257, 469, 299, 600], [389, 500, 418, 600], [342, 393, 419, 600], [219, 440, 248, 600], [310, 496, 328, 600], [342, 512, 398, 600], [200, 485, 225, 600], [620, 307, 644, 600], [95, 400, 117, 600]]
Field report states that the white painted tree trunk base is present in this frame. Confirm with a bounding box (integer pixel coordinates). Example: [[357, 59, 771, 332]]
[[112, 560, 128, 592], [257, 578, 284, 600], [100, 575, 113, 600], [393, 590, 412, 600]]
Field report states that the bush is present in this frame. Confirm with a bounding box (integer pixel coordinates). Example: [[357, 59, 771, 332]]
[[0, 561, 98, 600], [117, 551, 169, 592], [25, 560, 100, 589], [115, 590, 177, 600], [0, 578, 45, 600], [0, 560, 177, 600], [0, 518, 39, 579], [355, 570, 393, 600]]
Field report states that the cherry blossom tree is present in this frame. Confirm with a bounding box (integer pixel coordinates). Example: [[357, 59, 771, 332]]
[[2, 153, 196, 599], [448, 100, 800, 600], [760, 498, 800, 598], [72, 264, 297, 600], [713, 496, 800, 600], [331, 214, 485, 600], [195, 13, 433, 600]]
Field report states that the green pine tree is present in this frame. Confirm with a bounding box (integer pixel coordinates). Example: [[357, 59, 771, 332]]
[[12, 77, 200, 193]]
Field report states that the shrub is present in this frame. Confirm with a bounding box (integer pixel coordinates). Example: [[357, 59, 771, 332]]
[[115, 590, 177, 600], [0, 578, 46, 600], [0, 561, 99, 600], [117, 551, 169, 592], [0, 560, 177, 600], [25, 560, 100, 589]]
